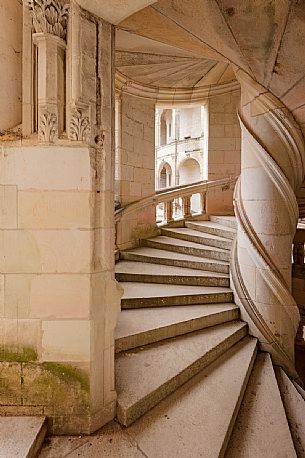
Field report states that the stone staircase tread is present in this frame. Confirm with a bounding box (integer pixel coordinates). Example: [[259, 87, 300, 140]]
[[162, 227, 232, 243], [116, 321, 249, 426], [115, 303, 240, 352], [275, 367, 305, 457], [121, 282, 232, 299], [210, 215, 237, 229], [124, 337, 257, 456], [0, 416, 46, 458], [115, 261, 229, 278], [121, 246, 229, 266], [144, 235, 229, 253], [121, 282, 233, 308], [185, 220, 237, 238], [226, 353, 296, 458], [186, 220, 237, 233], [292, 380, 305, 401]]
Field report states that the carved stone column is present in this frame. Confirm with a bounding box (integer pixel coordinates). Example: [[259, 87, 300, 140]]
[[232, 70, 305, 377]]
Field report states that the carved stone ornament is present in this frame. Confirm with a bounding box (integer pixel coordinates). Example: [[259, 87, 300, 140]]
[[39, 111, 58, 142], [27, 0, 69, 40], [70, 109, 91, 142]]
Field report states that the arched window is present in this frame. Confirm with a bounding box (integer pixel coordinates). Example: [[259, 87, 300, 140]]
[[159, 163, 172, 189]]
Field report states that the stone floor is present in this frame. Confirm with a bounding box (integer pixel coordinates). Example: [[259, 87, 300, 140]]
[[40, 421, 146, 457]]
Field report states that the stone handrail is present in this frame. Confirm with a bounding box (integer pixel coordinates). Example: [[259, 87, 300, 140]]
[[156, 135, 203, 151], [115, 176, 238, 225]]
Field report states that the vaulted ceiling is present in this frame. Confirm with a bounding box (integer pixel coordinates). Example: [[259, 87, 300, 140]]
[[76, 1, 305, 132], [115, 29, 236, 89], [112, 1, 305, 132]]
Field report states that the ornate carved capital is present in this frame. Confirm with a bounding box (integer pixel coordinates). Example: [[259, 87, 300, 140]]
[[27, 0, 69, 41], [70, 108, 91, 142], [39, 110, 58, 143]]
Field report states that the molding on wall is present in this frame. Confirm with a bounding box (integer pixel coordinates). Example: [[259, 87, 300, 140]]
[[115, 71, 240, 105]]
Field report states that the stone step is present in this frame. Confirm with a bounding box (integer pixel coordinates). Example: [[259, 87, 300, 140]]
[[116, 321, 249, 426], [210, 214, 237, 229], [125, 337, 257, 457], [115, 261, 229, 287], [120, 246, 229, 273], [185, 220, 236, 240], [120, 282, 233, 309], [226, 353, 296, 458], [0, 417, 46, 458], [275, 367, 305, 457], [161, 227, 232, 250], [141, 236, 230, 262], [115, 303, 240, 352], [292, 379, 305, 401]]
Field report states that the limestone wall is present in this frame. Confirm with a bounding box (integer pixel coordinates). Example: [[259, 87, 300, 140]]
[[119, 93, 155, 205], [0, 145, 93, 431], [0, 5, 120, 434], [116, 92, 157, 249], [179, 107, 202, 140], [208, 89, 241, 180], [0, 0, 22, 131]]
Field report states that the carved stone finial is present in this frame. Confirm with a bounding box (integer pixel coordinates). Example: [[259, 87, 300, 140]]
[[27, 0, 69, 41], [70, 109, 91, 142], [39, 111, 58, 143]]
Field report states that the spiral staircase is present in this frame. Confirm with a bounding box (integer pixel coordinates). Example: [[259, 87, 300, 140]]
[[114, 216, 305, 457]]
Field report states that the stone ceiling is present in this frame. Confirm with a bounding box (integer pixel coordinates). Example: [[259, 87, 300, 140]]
[[115, 29, 236, 89], [77, 0, 305, 131], [114, 1, 305, 129]]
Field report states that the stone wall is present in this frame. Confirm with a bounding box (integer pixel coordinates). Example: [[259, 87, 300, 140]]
[[0, 5, 121, 435], [179, 107, 202, 140], [0, 145, 94, 432], [208, 89, 241, 180], [119, 93, 155, 205], [116, 92, 157, 249], [0, 0, 22, 132]]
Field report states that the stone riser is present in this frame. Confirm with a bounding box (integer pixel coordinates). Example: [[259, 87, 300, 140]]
[[120, 251, 230, 273], [161, 228, 232, 250], [116, 272, 230, 287], [115, 307, 240, 353], [141, 239, 230, 262], [185, 221, 236, 240], [117, 323, 248, 426], [121, 291, 233, 309]]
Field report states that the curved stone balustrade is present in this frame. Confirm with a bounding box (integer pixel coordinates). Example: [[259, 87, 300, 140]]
[[115, 176, 237, 224], [231, 70, 305, 377], [115, 176, 237, 250]]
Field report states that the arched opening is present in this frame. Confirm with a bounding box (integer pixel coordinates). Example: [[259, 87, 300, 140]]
[[159, 162, 172, 189], [178, 158, 201, 185], [178, 158, 201, 212]]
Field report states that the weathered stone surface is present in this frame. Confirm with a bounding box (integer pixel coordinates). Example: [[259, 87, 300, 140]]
[[226, 353, 296, 457], [0, 416, 46, 458]]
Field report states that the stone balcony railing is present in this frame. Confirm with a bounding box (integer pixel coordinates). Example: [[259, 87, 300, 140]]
[[156, 136, 204, 159]]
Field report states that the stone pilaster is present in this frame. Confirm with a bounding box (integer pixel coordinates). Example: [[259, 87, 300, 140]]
[[27, 0, 69, 141]]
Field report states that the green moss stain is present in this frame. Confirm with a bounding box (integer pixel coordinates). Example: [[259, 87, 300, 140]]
[[42, 362, 89, 393], [0, 346, 38, 362]]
